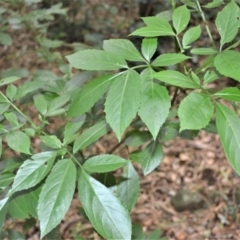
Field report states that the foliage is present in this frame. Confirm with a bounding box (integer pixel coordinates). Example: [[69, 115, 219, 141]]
[[1, 0, 240, 239]]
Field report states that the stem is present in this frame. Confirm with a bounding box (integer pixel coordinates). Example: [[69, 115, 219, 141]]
[[195, 0, 216, 49], [131, 64, 149, 70], [175, 35, 184, 53], [67, 149, 82, 168], [0, 91, 39, 130], [171, 87, 179, 106]]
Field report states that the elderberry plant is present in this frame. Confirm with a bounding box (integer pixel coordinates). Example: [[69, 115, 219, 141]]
[[1, 0, 240, 239]]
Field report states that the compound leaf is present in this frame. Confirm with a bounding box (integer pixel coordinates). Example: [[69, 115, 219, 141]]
[[105, 69, 141, 141], [83, 154, 128, 173], [78, 170, 131, 240], [38, 159, 76, 238], [66, 50, 128, 70], [214, 50, 240, 82], [152, 70, 199, 89], [178, 92, 214, 131], [103, 39, 144, 62], [216, 103, 240, 174]]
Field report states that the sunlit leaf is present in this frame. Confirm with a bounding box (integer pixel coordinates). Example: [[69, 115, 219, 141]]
[[66, 50, 128, 70], [178, 92, 214, 131], [105, 69, 141, 140], [38, 159, 76, 238], [83, 154, 128, 173], [214, 50, 240, 82], [103, 39, 145, 62], [78, 170, 132, 239]]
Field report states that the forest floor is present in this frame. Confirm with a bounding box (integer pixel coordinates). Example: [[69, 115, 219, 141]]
[[2, 0, 240, 239]]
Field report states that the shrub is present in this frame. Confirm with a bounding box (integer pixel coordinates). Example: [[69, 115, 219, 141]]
[[1, 0, 240, 239]]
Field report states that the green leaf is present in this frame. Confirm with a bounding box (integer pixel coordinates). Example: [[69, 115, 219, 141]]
[[152, 53, 190, 66], [190, 71, 200, 85], [131, 142, 163, 175], [203, 70, 220, 85], [40, 135, 62, 149], [46, 94, 70, 116], [78, 170, 132, 239], [67, 74, 116, 117], [38, 159, 76, 238], [9, 151, 56, 194], [215, 0, 239, 49], [73, 121, 109, 153], [83, 154, 127, 173], [152, 70, 199, 89], [0, 103, 10, 115], [6, 131, 31, 154], [203, 0, 223, 8], [0, 172, 14, 191], [117, 162, 140, 211], [103, 39, 145, 62], [6, 84, 17, 100], [158, 121, 179, 142], [44, 108, 66, 117], [105, 69, 141, 140], [214, 50, 240, 82], [0, 32, 12, 46], [9, 192, 29, 219], [66, 50, 128, 70], [26, 184, 42, 218], [124, 130, 152, 147], [24, 128, 35, 137], [0, 198, 8, 230], [63, 115, 86, 144], [4, 112, 19, 126], [172, 5, 190, 34], [214, 87, 240, 102], [141, 38, 158, 62], [0, 76, 20, 86], [130, 17, 175, 37], [178, 92, 214, 131], [182, 25, 201, 49], [34, 94, 48, 115], [216, 103, 240, 174], [139, 81, 171, 140], [203, 0, 224, 8], [190, 48, 218, 55]]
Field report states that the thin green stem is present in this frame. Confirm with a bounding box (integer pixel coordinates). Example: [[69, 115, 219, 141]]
[[66, 149, 82, 168], [0, 91, 39, 130], [195, 0, 216, 49], [175, 35, 184, 53], [131, 64, 149, 70]]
